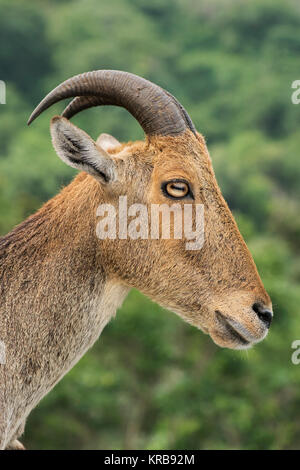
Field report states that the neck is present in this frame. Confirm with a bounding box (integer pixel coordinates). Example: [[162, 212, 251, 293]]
[[0, 172, 129, 448]]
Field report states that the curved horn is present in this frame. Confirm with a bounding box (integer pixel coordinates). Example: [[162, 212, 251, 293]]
[[27, 70, 196, 137]]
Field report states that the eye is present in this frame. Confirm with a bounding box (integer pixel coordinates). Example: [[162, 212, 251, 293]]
[[162, 180, 193, 199]]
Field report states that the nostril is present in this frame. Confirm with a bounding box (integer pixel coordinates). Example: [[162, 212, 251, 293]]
[[252, 303, 273, 328]]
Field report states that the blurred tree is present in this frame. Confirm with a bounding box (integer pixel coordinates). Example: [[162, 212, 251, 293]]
[[0, 0, 54, 103]]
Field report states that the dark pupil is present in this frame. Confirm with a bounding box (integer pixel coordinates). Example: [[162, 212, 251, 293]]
[[172, 183, 185, 191]]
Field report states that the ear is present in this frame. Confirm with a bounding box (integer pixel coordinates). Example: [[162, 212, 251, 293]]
[[96, 133, 121, 152], [50, 116, 116, 183]]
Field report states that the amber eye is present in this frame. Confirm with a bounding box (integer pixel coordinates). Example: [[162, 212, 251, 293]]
[[163, 180, 191, 199]]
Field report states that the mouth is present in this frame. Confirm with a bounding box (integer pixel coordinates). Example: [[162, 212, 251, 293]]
[[215, 310, 253, 348]]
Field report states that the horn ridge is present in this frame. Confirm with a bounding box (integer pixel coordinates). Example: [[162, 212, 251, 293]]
[[28, 70, 196, 137]]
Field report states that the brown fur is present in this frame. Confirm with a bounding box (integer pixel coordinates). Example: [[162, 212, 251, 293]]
[[0, 124, 271, 449]]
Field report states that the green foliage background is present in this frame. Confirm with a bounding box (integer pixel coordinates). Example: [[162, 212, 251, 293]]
[[0, 0, 300, 449]]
